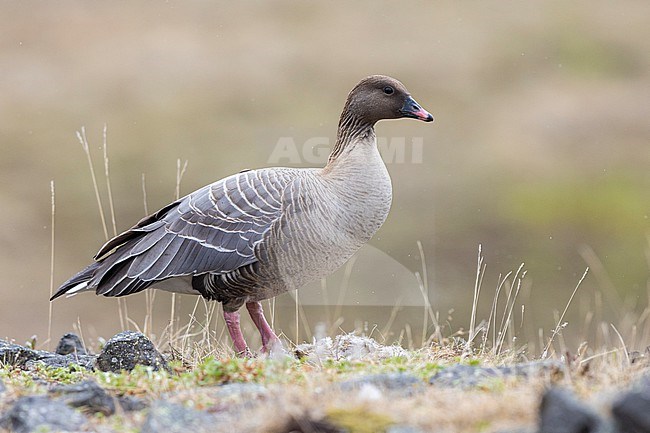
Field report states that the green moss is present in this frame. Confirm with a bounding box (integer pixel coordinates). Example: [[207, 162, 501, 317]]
[[0, 363, 87, 393], [187, 356, 265, 386], [326, 407, 394, 433], [474, 419, 492, 431], [31, 364, 88, 384], [95, 365, 176, 395], [418, 362, 444, 378]]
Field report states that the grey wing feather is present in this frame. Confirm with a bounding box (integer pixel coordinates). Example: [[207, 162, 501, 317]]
[[53, 169, 296, 299]]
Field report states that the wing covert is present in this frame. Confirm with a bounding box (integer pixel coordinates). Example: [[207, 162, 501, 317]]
[[89, 169, 296, 297]]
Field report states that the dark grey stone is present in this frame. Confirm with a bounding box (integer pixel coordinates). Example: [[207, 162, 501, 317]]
[[96, 331, 169, 373], [140, 401, 218, 433], [429, 360, 563, 388], [0, 338, 95, 371], [612, 384, 650, 433], [26, 353, 96, 371], [278, 416, 344, 433], [165, 382, 268, 415], [209, 382, 268, 400], [55, 333, 87, 356], [117, 395, 149, 412], [50, 380, 115, 415], [340, 373, 424, 397], [539, 388, 603, 433], [0, 339, 50, 368], [0, 395, 86, 433]]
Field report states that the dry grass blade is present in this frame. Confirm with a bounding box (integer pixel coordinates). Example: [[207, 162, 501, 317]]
[[295, 289, 299, 344], [543, 267, 589, 358], [77, 127, 108, 240], [380, 300, 403, 343], [175, 158, 188, 200], [486, 272, 510, 352], [329, 256, 357, 336], [102, 127, 130, 331], [466, 244, 486, 353], [609, 323, 630, 365], [416, 240, 441, 346], [169, 158, 189, 339], [141, 173, 149, 215], [46, 180, 55, 349], [78, 126, 129, 330], [269, 297, 276, 329], [495, 265, 525, 355], [102, 124, 117, 238]]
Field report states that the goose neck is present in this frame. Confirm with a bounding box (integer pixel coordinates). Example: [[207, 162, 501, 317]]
[[327, 111, 375, 164]]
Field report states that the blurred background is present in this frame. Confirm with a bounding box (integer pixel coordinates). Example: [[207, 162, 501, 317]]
[[1, 1, 648, 354]]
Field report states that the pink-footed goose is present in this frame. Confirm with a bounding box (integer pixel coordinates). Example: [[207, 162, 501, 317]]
[[52, 75, 433, 355]]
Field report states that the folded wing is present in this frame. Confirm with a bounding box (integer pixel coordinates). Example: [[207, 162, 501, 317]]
[[52, 169, 297, 299]]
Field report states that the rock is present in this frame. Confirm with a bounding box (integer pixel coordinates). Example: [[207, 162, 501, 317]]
[[209, 382, 268, 403], [140, 401, 219, 433], [0, 339, 50, 368], [96, 331, 168, 373], [117, 395, 149, 412], [55, 333, 87, 356], [275, 416, 344, 433], [26, 353, 96, 371], [339, 373, 424, 397], [0, 338, 95, 371], [0, 379, 5, 394], [0, 395, 86, 433], [612, 382, 650, 433], [295, 334, 408, 362], [538, 388, 604, 433], [169, 382, 268, 415], [50, 380, 116, 415], [429, 360, 563, 388]]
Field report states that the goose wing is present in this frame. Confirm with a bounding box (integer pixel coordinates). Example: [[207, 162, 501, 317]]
[[53, 169, 297, 299]]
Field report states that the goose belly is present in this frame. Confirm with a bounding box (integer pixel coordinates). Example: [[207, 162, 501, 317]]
[[255, 172, 392, 298]]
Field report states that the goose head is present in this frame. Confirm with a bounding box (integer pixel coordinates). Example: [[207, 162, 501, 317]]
[[343, 75, 433, 125]]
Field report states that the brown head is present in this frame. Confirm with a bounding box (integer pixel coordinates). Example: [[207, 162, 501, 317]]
[[341, 75, 433, 125]]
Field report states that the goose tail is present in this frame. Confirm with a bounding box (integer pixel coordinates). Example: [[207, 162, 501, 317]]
[[50, 262, 100, 301]]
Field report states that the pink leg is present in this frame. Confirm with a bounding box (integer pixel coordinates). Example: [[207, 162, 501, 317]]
[[246, 301, 281, 353], [223, 310, 251, 356]]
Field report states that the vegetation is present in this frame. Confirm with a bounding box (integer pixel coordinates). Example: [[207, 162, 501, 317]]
[[1, 331, 646, 433]]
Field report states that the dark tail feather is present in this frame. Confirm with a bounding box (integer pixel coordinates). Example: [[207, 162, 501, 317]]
[[50, 262, 100, 301]]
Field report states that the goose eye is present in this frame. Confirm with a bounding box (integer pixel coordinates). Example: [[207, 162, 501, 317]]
[[383, 86, 394, 95]]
